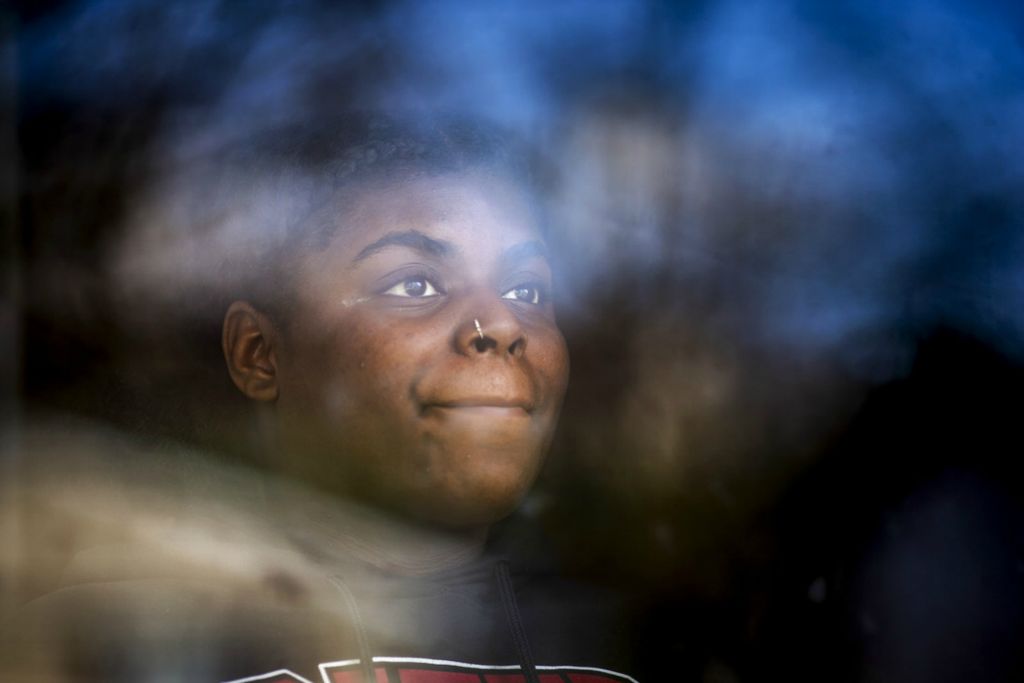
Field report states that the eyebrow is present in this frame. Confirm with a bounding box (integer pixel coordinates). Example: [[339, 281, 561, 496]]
[[502, 240, 550, 266], [352, 230, 456, 263]]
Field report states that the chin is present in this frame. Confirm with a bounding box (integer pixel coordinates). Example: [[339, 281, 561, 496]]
[[408, 469, 538, 529]]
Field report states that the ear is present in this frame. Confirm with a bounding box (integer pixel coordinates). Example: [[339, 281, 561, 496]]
[[222, 301, 280, 402]]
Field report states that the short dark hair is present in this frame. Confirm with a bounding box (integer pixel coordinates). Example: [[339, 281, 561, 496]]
[[204, 112, 534, 320]]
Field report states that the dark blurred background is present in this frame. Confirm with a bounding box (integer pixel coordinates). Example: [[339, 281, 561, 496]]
[[3, 1, 1024, 681]]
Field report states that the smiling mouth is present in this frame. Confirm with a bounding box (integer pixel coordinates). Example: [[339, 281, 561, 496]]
[[424, 399, 533, 417]]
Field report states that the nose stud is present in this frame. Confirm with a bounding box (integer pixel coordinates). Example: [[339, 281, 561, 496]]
[[474, 318, 485, 341]]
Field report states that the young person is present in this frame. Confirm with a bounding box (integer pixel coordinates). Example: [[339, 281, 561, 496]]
[[2, 115, 637, 682]]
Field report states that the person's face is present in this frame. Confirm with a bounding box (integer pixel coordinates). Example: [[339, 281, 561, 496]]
[[271, 171, 569, 528]]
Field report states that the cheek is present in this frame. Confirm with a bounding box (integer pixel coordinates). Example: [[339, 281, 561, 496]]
[[305, 318, 429, 418], [534, 327, 571, 404], [280, 322, 371, 416]]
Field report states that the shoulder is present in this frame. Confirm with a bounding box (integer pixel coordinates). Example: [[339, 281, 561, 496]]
[[1, 418, 359, 681]]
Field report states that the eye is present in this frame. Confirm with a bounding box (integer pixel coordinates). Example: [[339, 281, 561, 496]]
[[383, 277, 442, 298], [501, 284, 542, 305]]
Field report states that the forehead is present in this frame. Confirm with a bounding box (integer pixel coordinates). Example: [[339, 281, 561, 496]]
[[312, 171, 542, 261]]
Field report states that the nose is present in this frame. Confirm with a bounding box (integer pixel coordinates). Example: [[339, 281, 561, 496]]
[[455, 298, 527, 358]]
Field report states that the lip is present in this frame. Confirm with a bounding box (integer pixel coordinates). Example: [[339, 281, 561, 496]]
[[430, 406, 531, 419], [424, 397, 534, 415]]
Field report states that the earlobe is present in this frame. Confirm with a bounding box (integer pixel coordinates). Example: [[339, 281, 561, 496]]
[[223, 301, 279, 402]]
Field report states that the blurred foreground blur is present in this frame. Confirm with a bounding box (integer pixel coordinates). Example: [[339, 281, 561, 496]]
[[4, 1, 1024, 681]]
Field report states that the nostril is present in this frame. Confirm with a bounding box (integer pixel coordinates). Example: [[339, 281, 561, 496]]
[[508, 338, 524, 356], [473, 336, 496, 353]]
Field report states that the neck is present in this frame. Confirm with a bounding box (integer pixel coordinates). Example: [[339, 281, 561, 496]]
[[273, 476, 488, 575]]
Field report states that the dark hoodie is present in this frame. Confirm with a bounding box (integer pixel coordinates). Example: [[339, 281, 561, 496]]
[[0, 419, 637, 682]]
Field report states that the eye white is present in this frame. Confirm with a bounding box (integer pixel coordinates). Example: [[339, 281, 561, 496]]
[[383, 277, 441, 298], [501, 285, 540, 304]]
